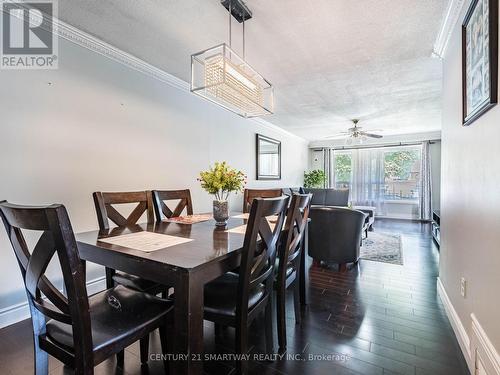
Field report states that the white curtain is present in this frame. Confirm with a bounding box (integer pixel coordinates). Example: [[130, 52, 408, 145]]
[[350, 149, 387, 214], [419, 141, 432, 221]]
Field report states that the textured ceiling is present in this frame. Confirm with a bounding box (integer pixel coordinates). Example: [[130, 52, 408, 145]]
[[59, 0, 447, 140]]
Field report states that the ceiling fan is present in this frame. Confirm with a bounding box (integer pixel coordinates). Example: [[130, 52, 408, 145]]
[[325, 119, 383, 142]]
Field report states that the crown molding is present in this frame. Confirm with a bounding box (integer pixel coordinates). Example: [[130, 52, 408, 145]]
[[56, 20, 190, 92], [432, 0, 467, 59], [250, 118, 308, 143]]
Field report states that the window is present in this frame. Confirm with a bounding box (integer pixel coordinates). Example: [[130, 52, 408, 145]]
[[383, 148, 421, 201], [333, 151, 352, 189], [331, 145, 422, 218]]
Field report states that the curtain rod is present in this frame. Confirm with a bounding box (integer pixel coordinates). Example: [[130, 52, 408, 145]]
[[315, 139, 441, 152]]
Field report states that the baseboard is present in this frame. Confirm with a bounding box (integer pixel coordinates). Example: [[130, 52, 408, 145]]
[[0, 300, 31, 330], [437, 278, 500, 375], [437, 277, 473, 371], [85, 275, 107, 295], [0, 276, 106, 329], [471, 313, 500, 375]]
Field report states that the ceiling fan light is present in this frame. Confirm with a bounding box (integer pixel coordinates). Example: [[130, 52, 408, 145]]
[[191, 43, 274, 118]]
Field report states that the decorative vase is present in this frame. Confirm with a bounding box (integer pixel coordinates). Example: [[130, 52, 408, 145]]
[[213, 200, 229, 227]]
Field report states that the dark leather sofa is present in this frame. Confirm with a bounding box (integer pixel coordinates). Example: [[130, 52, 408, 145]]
[[302, 188, 349, 207]]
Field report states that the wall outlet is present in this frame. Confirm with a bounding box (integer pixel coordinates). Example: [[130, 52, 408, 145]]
[[460, 277, 467, 298]]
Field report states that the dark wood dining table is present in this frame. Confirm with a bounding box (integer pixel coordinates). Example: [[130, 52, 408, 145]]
[[76, 215, 309, 375]]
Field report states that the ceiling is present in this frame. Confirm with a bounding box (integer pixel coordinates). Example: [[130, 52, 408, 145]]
[[59, 0, 447, 141]]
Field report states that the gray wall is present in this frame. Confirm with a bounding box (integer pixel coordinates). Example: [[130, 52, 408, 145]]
[[0, 37, 308, 321], [441, 0, 500, 351]]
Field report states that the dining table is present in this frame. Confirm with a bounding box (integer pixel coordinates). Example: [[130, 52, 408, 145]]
[[76, 214, 309, 375]]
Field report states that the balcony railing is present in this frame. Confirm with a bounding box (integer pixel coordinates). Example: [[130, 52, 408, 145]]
[[333, 181, 419, 201]]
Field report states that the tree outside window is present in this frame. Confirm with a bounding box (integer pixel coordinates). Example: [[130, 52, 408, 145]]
[[334, 153, 352, 188], [383, 150, 420, 200]]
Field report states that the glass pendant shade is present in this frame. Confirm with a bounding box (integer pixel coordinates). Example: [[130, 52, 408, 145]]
[[191, 43, 274, 118]]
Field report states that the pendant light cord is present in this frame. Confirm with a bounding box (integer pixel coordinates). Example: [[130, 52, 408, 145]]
[[227, 0, 246, 59], [228, 0, 232, 48]]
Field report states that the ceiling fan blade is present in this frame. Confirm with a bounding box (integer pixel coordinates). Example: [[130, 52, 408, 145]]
[[361, 132, 383, 139]]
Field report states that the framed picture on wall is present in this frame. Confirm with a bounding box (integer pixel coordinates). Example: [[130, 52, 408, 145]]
[[256, 134, 281, 180], [462, 0, 498, 126]]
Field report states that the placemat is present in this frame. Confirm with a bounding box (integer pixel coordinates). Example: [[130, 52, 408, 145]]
[[164, 214, 212, 224], [98, 231, 193, 252]]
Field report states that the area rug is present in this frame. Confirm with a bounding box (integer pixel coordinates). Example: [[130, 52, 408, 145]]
[[360, 232, 403, 265]]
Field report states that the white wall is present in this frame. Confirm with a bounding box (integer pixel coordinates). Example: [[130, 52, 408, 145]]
[[440, 0, 500, 365], [0, 36, 308, 322]]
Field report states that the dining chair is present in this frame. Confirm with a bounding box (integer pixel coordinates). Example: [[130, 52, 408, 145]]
[[0, 201, 172, 375], [203, 196, 289, 374], [151, 189, 193, 221], [242, 188, 282, 213], [92, 190, 168, 364], [275, 193, 312, 351]]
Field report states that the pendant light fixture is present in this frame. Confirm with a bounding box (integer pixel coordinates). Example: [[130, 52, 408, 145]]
[[190, 0, 274, 118]]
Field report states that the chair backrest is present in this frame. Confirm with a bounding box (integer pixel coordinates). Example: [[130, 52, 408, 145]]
[[281, 187, 303, 198], [0, 201, 92, 360], [93, 191, 154, 230], [277, 193, 312, 283], [308, 206, 366, 263], [152, 189, 193, 221], [237, 196, 289, 317], [243, 188, 282, 213]]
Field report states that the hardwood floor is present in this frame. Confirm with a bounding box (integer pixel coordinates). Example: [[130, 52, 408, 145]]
[[0, 219, 469, 375]]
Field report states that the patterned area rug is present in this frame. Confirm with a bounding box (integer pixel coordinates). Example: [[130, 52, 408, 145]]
[[360, 232, 403, 265]]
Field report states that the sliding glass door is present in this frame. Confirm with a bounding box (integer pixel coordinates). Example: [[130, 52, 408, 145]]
[[331, 145, 422, 219]]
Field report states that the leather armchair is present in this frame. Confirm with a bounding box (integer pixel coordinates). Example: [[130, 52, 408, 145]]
[[308, 206, 366, 270]]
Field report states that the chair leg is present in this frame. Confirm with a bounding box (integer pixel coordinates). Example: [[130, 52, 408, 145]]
[[140, 335, 149, 365], [265, 300, 274, 355], [214, 323, 223, 337], [116, 350, 124, 367], [159, 324, 169, 373], [293, 279, 301, 325], [74, 364, 94, 375], [105, 267, 115, 289], [29, 304, 49, 375], [235, 324, 248, 375], [339, 263, 347, 272], [276, 285, 286, 351]]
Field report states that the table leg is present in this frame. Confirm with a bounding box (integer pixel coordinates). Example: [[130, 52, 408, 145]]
[[299, 222, 309, 306], [173, 273, 204, 375]]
